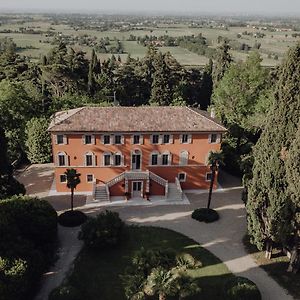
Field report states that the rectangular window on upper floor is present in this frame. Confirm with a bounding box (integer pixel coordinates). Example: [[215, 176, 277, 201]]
[[114, 154, 122, 166], [103, 135, 110, 145], [133, 135, 141, 144], [58, 155, 66, 166], [151, 134, 159, 144], [56, 134, 68, 145], [114, 135, 122, 145], [85, 154, 93, 166], [209, 134, 221, 144], [163, 134, 170, 144], [151, 154, 158, 166], [180, 134, 192, 144], [162, 154, 169, 166]]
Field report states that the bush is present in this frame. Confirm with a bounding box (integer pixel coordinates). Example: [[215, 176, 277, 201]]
[[49, 285, 82, 300], [78, 210, 124, 249], [224, 277, 261, 300], [0, 196, 58, 300], [191, 208, 219, 223], [58, 210, 87, 227]]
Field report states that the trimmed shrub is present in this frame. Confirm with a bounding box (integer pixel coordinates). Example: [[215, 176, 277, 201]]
[[192, 208, 219, 223], [78, 210, 124, 249], [224, 277, 261, 300], [49, 285, 82, 300], [58, 210, 87, 227]]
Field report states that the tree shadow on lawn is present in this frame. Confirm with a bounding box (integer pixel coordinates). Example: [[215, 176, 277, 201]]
[[65, 226, 234, 300]]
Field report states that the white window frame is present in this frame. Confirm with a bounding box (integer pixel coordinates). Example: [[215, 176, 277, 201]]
[[86, 174, 94, 183], [179, 150, 189, 166], [57, 152, 68, 167], [60, 174, 67, 183], [151, 134, 160, 144], [85, 151, 95, 166], [150, 151, 159, 166], [102, 135, 111, 145], [113, 152, 123, 166], [132, 134, 143, 145], [56, 134, 67, 145], [114, 134, 123, 145], [206, 172, 213, 182], [209, 133, 221, 144], [83, 134, 95, 145], [161, 151, 171, 166], [103, 152, 112, 166], [178, 172, 187, 182], [180, 134, 192, 144]]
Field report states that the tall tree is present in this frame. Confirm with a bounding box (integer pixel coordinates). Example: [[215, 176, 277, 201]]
[[65, 168, 81, 211], [150, 53, 171, 106], [0, 126, 25, 200], [246, 44, 300, 259], [212, 42, 232, 86], [286, 124, 300, 273]]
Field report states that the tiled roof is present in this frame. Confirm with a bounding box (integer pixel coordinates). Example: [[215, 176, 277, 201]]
[[48, 106, 227, 133]]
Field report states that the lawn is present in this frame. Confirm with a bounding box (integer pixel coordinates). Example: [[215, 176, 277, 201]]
[[64, 226, 234, 300], [243, 235, 300, 299]]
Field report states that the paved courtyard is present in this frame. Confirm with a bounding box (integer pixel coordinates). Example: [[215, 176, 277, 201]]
[[18, 164, 294, 300]]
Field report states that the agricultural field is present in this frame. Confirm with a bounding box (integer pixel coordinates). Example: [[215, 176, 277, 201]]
[[0, 14, 299, 67]]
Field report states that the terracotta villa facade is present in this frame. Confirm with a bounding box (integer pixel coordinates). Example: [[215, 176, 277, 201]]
[[48, 106, 226, 201]]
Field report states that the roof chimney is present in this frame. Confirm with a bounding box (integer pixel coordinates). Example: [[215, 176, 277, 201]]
[[210, 108, 215, 119]]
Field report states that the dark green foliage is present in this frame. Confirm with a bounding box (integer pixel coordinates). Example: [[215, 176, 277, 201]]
[[48, 285, 82, 300], [78, 210, 124, 249], [0, 127, 25, 200], [224, 277, 261, 300], [191, 208, 219, 223], [64, 168, 81, 211], [246, 43, 300, 254], [212, 52, 272, 176], [25, 117, 52, 163], [0, 196, 58, 300], [58, 210, 87, 227]]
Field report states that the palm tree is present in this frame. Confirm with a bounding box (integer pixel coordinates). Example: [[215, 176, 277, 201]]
[[207, 151, 224, 209], [64, 168, 81, 211], [143, 267, 178, 300]]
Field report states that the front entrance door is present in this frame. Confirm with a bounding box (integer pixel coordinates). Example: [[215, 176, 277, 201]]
[[132, 181, 143, 198], [131, 153, 141, 170]]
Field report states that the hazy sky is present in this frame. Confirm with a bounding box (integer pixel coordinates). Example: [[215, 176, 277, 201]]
[[0, 0, 300, 15]]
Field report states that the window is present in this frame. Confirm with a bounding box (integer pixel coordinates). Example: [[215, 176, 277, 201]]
[[85, 154, 93, 166], [103, 135, 110, 144], [206, 173, 212, 181], [178, 173, 186, 182], [60, 174, 67, 183], [181, 134, 188, 143], [58, 153, 66, 166], [151, 154, 158, 165], [87, 174, 94, 182], [114, 154, 122, 166], [133, 135, 140, 144], [56, 134, 64, 144], [85, 135, 92, 144], [114, 135, 122, 144], [162, 154, 169, 165], [152, 134, 159, 144], [179, 150, 189, 166], [209, 134, 218, 143], [104, 154, 111, 166], [163, 134, 170, 144]]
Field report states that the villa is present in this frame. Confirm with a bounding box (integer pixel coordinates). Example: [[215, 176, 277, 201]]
[[48, 106, 226, 201]]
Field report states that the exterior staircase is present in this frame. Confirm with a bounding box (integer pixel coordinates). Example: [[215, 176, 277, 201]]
[[94, 185, 109, 202], [167, 182, 183, 201]]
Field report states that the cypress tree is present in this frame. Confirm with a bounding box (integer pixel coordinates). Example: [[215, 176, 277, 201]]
[[246, 44, 300, 259], [286, 124, 300, 273]]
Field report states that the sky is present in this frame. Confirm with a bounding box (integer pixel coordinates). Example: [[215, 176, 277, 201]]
[[0, 0, 300, 16]]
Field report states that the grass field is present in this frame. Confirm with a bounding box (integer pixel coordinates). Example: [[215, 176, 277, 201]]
[[61, 226, 234, 300], [1, 19, 298, 66]]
